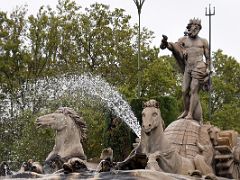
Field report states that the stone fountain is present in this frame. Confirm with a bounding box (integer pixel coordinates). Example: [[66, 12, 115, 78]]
[[1, 18, 240, 180]]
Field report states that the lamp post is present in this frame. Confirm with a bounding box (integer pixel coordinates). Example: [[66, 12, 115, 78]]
[[205, 4, 215, 120], [133, 0, 145, 98]]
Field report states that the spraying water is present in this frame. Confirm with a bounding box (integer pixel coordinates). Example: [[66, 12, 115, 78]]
[[0, 74, 141, 137]]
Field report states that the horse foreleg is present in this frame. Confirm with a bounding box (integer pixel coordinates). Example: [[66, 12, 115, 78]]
[[44, 153, 63, 173], [115, 152, 147, 170], [193, 154, 214, 175], [114, 154, 135, 170], [146, 152, 162, 171], [45, 151, 56, 163]]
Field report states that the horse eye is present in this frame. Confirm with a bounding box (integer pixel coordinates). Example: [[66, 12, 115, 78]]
[[152, 112, 157, 117], [142, 113, 145, 117]]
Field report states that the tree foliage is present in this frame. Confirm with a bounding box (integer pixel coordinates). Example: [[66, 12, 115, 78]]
[[141, 55, 180, 97], [204, 50, 240, 132]]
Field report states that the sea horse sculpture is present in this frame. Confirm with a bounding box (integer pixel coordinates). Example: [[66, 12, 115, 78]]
[[36, 107, 87, 173], [116, 100, 214, 178]]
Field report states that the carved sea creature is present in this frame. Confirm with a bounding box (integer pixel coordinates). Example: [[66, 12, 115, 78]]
[[96, 147, 114, 172], [0, 161, 12, 176], [18, 159, 43, 174]]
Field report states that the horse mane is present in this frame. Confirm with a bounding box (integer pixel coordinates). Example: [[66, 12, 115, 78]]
[[55, 107, 87, 141], [144, 99, 159, 108]]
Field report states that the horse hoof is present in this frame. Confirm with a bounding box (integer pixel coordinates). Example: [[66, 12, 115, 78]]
[[204, 173, 218, 180], [188, 170, 202, 177], [63, 163, 73, 174]]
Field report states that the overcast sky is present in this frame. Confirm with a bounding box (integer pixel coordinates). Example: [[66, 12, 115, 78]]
[[1, 0, 240, 61]]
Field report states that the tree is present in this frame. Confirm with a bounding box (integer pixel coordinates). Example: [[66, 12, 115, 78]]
[[78, 3, 135, 84], [211, 50, 240, 112], [202, 50, 240, 132], [141, 55, 180, 97], [0, 7, 29, 116]]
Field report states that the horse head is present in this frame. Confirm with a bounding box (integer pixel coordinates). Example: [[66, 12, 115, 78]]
[[142, 100, 164, 135], [36, 107, 86, 135], [36, 111, 68, 131]]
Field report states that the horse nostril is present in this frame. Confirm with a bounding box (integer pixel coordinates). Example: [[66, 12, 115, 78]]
[[149, 124, 151, 127]]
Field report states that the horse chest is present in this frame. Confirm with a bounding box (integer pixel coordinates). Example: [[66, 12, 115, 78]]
[[141, 134, 163, 153]]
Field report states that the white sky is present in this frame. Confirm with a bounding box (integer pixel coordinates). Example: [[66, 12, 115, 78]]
[[1, 0, 240, 61]]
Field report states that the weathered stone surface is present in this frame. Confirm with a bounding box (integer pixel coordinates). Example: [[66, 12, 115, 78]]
[[7, 170, 231, 180], [164, 119, 201, 159]]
